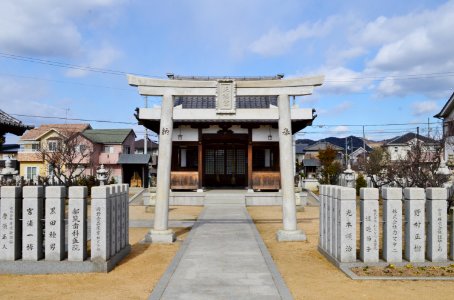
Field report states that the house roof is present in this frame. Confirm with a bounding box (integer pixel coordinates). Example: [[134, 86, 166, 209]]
[[174, 95, 278, 109], [135, 138, 158, 150], [0, 144, 20, 153], [0, 110, 34, 136], [302, 158, 320, 167], [385, 132, 436, 145], [304, 141, 344, 151], [118, 154, 151, 164], [21, 124, 90, 141], [434, 92, 454, 119], [295, 144, 310, 154], [82, 129, 135, 144]]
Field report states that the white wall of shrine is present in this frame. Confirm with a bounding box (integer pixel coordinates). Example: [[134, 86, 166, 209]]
[[201, 125, 248, 134], [171, 125, 198, 142], [252, 126, 279, 142]]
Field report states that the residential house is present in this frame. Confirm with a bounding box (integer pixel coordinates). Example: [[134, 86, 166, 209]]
[[17, 124, 91, 180], [81, 129, 137, 185], [135, 138, 158, 176], [384, 132, 437, 161], [303, 141, 344, 160], [434, 91, 454, 165]]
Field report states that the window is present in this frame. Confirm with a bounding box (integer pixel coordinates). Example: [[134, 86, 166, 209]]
[[48, 140, 58, 152], [26, 167, 38, 180], [123, 146, 130, 154], [394, 147, 398, 152], [47, 164, 54, 176], [103, 145, 114, 153], [31, 144, 40, 151], [76, 144, 86, 153]]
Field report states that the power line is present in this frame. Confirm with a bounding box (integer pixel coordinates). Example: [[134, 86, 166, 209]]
[[0, 72, 134, 92], [0, 52, 162, 78], [9, 113, 138, 125]]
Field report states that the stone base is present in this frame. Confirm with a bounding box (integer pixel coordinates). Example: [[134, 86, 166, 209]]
[[196, 189, 204, 193], [247, 189, 254, 193], [143, 229, 176, 243], [276, 229, 307, 242]]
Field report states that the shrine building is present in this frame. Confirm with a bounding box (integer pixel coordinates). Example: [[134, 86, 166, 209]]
[[128, 74, 324, 243]]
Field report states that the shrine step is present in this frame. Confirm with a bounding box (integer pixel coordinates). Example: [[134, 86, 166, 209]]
[[204, 194, 246, 205]]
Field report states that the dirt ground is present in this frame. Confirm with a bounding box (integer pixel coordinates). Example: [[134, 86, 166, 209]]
[[0, 205, 203, 300], [248, 205, 454, 300]]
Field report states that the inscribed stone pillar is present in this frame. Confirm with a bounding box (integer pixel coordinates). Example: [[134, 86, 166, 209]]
[[68, 186, 87, 261], [45, 186, 66, 261], [110, 185, 117, 257], [451, 208, 454, 260], [382, 187, 402, 263], [337, 187, 356, 262], [125, 184, 129, 245], [146, 93, 176, 243], [22, 186, 44, 261], [319, 185, 325, 248], [426, 188, 447, 262], [120, 184, 126, 248], [91, 186, 111, 261], [0, 186, 22, 260], [331, 186, 339, 258], [115, 184, 121, 252], [326, 186, 333, 254], [404, 188, 425, 262], [276, 94, 306, 241], [360, 188, 379, 263]]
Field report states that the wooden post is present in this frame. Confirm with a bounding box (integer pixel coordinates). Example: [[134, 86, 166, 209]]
[[198, 128, 203, 190], [248, 128, 253, 190]]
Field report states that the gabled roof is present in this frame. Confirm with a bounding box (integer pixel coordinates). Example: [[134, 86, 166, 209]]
[[385, 132, 436, 145], [302, 158, 320, 167], [21, 124, 91, 141], [304, 141, 344, 151], [118, 154, 151, 164], [135, 138, 158, 150], [434, 92, 454, 119], [0, 110, 34, 135], [295, 144, 310, 154], [82, 129, 135, 144]]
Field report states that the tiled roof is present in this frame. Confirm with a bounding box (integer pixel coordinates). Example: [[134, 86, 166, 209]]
[[302, 159, 321, 167], [82, 129, 135, 144], [0, 110, 34, 135], [135, 138, 158, 149], [385, 132, 436, 145], [118, 154, 151, 164], [174, 96, 278, 109], [304, 141, 344, 151], [21, 124, 91, 140]]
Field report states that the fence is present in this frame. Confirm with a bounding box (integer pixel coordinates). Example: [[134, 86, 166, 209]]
[[318, 185, 454, 265], [0, 184, 130, 274]]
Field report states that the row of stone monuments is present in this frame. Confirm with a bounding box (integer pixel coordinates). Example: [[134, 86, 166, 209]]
[[319, 185, 454, 265]]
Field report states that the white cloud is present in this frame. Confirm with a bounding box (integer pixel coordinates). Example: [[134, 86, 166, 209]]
[[333, 125, 349, 134], [411, 100, 438, 116], [65, 45, 121, 77], [0, 0, 122, 57], [249, 17, 337, 57]]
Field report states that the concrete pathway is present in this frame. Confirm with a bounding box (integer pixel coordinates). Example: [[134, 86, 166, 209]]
[[149, 205, 292, 300]]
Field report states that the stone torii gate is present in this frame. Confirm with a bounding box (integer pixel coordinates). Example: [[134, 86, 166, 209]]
[[128, 74, 324, 243]]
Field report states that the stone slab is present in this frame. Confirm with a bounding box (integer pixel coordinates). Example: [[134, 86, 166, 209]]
[[0, 245, 131, 274], [149, 205, 291, 300]]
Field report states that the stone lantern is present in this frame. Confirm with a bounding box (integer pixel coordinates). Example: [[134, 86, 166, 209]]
[[343, 161, 355, 188], [96, 164, 108, 186], [0, 158, 18, 184]]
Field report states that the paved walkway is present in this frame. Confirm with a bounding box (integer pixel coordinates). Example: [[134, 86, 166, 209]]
[[149, 205, 292, 300]]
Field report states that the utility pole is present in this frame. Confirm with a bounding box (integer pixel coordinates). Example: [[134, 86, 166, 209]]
[[427, 117, 430, 138], [362, 125, 366, 161], [144, 96, 148, 154], [345, 137, 348, 167]]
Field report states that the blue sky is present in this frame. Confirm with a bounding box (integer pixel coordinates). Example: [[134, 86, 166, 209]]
[[1, 0, 453, 143]]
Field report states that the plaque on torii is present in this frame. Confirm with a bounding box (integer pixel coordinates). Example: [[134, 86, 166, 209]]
[[216, 80, 236, 114]]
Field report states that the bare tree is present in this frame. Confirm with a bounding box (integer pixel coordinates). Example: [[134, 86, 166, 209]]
[[40, 130, 94, 186], [359, 138, 450, 189]]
